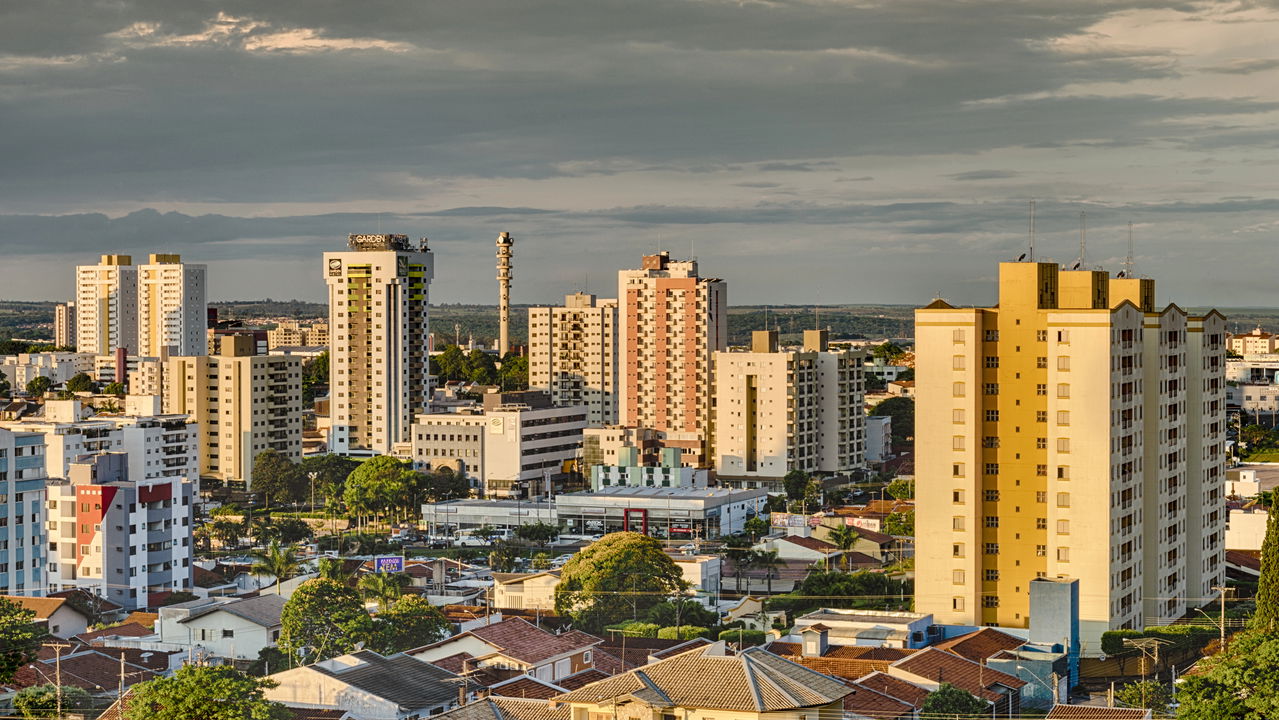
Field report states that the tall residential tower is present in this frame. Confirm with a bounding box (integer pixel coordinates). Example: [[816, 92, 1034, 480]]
[[528, 292, 619, 425], [324, 234, 434, 455], [914, 260, 1226, 650], [76, 254, 138, 355], [136, 254, 208, 357]]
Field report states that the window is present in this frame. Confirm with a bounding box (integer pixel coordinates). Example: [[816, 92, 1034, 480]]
[[1057, 411, 1071, 426], [1036, 356, 1048, 369], [953, 329, 966, 343], [1036, 330, 1048, 342], [953, 409, 966, 423], [984, 383, 999, 395], [1057, 383, 1070, 398], [1057, 520, 1071, 534], [1057, 547, 1071, 562], [953, 544, 965, 558], [984, 463, 999, 475], [222, 629, 234, 639], [1036, 437, 1047, 449], [984, 516, 999, 528], [953, 597, 965, 611], [1036, 518, 1048, 530], [1057, 492, 1071, 507], [953, 436, 966, 451], [953, 464, 965, 478], [952, 517, 966, 531], [1058, 356, 1071, 371], [1036, 491, 1047, 503], [985, 356, 1000, 368], [1057, 438, 1071, 453], [984, 569, 1000, 581], [1036, 464, 1048, 476], [984, 330, 999, 341], [1036, 411, 1048, 423], [953, 355, 967, 370], [1036, 383, 1047, 396], [985, 410, 999, 422], [953, 570, 966, 584], [984, 489, 1000, 502], [983, 436, 999, 449], [984, 543, 999, 555], [953, 382, 966, 397], [983, 596, 1000, 608], [1057, 330, 1070, 343], [953, 490, 966, 504], [1036, 544, 1047, 557]]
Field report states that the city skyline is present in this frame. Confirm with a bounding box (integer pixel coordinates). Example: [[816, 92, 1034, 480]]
[[1, 2, 1278, 305]]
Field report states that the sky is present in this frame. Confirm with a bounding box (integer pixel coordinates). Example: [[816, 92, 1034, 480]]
[[1, 0, 1278, 307]]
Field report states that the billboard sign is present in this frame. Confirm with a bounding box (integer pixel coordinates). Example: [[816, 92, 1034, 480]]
[[374, 555, 405, 573]]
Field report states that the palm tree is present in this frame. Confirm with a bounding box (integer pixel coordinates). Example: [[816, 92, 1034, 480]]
[[358, 571, 410, 611], [249, 541, 300, 594], [827, 525, 862, 571], [317, 556, 357, 585], [723, 537, 753, 595], [751, 549, 782, 595]]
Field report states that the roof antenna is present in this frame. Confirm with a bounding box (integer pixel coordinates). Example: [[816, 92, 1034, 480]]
[[1028, 199, 1036, 261], [1078, 210, 1087, 266], [1123, 221, 1135, 277]]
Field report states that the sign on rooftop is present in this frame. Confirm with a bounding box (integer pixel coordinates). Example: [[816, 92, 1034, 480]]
[[374, 555, 405, 573]]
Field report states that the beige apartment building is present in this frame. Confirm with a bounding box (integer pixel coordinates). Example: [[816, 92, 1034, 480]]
[[76, 255, 138, 355], [1228, 326, 1278, 355], [268, 320, 329, 349], [618, 252, 727, 465], [713, 329, 867, 491], [527, 292, 618, 425], [915, 260, 1226, 650], [54, 302, 76, 349], [325, 234, 434, 455], [136, 254, 207, 357], [164, 335, 303, 489]]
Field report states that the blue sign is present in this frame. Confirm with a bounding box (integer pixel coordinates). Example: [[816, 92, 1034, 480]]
[[374, 555, 405, 573]]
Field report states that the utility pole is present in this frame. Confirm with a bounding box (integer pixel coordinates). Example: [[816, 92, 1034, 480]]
[[48, 642, 72, 717], [1213, 585, 1233, 648]]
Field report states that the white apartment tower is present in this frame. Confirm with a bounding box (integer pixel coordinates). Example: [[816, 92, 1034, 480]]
[[914, 261, 1226, 650], [136, 254, 208, 357], [76, 255, 138, 355], [325, 234, 434, 456], [618, 252, 727, 465], [0, 428, 48, 596], [165, 335, 303, 489], [713, 330, 867, 490], [55, 302, 76, 349], [528, 293, 619, 425]]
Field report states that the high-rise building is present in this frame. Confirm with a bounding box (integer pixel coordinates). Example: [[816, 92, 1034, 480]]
[[618, 252, 727, 465], [55, 302, 76, 349], [0, 428, 48, 595], [914, 260, 1226, 649], [46, 452, 195, 609], [713, 330, 867, 491], [325, 234, 434, 456], [136, 254, 208, 357], [267, 320, 329, 349], [528, 293, 619, 425], [165, 335, 303, 489], [76, 255, 138, 356]]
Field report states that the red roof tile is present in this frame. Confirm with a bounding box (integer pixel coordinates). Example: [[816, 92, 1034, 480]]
[[1045, 706, 1152, 719], [890, 647, 1025, 702], [489, 676, 562, 700], [778, 536, 840, 553], [841, 681, 915, 719], [843, 671, 928, 708], [933, 628, 1026, 663]]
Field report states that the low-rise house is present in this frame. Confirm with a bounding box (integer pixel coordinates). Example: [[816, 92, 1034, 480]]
[[154, 594, 286, 660], [435, 696, 570, 720], [793, 609, 937, 649], [840, 681, 916, 720], [265, 651, 464, 720], [758, 535, 844, 565], [553, 643, 851, 720], [668, 552, 722, 600], [2, 645, 171, 697], [886, 647, 1027, 717], [410, 617, 601, 684], [0, 595, 92, 639], [492, 572, 560, 611]]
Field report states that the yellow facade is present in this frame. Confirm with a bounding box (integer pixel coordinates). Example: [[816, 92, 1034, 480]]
[[916, 261, 1226, 651]]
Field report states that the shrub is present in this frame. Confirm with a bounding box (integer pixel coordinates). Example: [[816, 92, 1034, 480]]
[[657, 625, 708, 640]]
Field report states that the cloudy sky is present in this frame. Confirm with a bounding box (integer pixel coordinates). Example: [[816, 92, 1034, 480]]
[[2, 1, 1277, 307]]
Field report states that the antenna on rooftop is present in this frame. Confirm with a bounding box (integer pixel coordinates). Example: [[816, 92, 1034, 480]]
[[1028, 199, 1037, 261], [1078, 210, 1087, 267], [1123, 221, 1135, 277]]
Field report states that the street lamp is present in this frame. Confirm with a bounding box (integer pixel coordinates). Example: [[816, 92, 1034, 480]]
[[308, 471, 319, 512]]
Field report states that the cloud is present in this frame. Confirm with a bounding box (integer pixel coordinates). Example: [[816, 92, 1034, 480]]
[[1201, 58, 1279, 75], [948, 170, 1022, 181]]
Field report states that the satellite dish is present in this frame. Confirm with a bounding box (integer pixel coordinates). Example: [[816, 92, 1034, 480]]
[[1070, 261, 1082, 270], [1098, 653, 1107, 662], [1016, 253, 1027, 262]]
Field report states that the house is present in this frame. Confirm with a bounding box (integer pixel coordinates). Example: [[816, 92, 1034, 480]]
[[668, 552, 722, 599], [154, 594, 286, 660], [410, 617, 602, 684], [792, 609, 937, 649], [2, 644, 168, 697], [765, 631, 916, 680], [758, 535, 844, 565], [492, 572, 560, 611], [0, 595, 92, 639], [554, 643, 851, 720], [265, 651, 464, 720], [886, 647, 1027, 717], [435, 696, 570, 720], [1045, 707, 1152, 719], [840, 681, 916, 720]]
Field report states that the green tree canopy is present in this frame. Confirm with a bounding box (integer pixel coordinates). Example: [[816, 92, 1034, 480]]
[[827, 525, 862, 570], [645, 599, 719, 628], [0, 597, 45, 683], [252, 450, 304, 506], [251, 541, 302, 594], [358, 571, 410, 611], [13, 684, 92, 718], [555, 532, 688, 631], [920, 683, 988, 716], [870, 341, 908, 365], [101, 381, 126, 396], [344, 455, 414, 521], [124, 664, 290, 720], [743, 516, 769, 542], [885, 476, 914, 500], [782, 470, 810, 501], [1114, 680, 1173, 715], [24, 375, 52, 396], [299, 454, 360, 504], [373, 595, 451, 654], [883, 510, 914, 536], [0, 369, 10, 396], [467, 349, 499, 384], [499, 353, 529, 389], [64, 372, 97, 393], [870, 396, 914, 449], [280, 578, 373, 664], [514, 521, 560, 547]]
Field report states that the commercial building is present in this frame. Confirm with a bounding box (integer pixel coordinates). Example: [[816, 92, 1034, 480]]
[[46, 453, 196, 608], [0, 428, 48, 595], [914, 260, 1226, 648], [582, 425, 659, 467], [618, 252, 727, 465], [165, 335, 303, 489], [76, 255, 138, 356], [136, 254, 208, 357], [555, 486, 768, 539], [590, 447, 709, 491], [528, 293, 619, 425], [55, 302, 76, 349], [325, 234, 434, 455], [713, 330, 866, 490], [410, 391, 586, 498]]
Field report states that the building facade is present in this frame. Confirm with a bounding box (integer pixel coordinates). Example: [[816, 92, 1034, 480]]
[[0, 353, 95, 388], [914, 261, 1226, 649], [55, 302, 77, 349], [1229, 327, 1278, 355], [0, 428, 48, 595], [714, 329, 866, 490], [46, 453, 196, 609], [136, 254, 208, 357], [76, 255, 138, 356], [528, 293, 619, 425], [325, 234, 434, 455], [618, 252, 727, 465], [165, 335, 303, 489]]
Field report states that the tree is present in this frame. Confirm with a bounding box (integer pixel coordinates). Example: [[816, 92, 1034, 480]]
[[719, 628, 766, 647], [280, 578, 373, 664], [1175, 629, 1279, 719], [498, 353, 529, 390], [883, 510, 914, 536], [272, 517, 315, 544], [467, 349, 499, 384], [870, 396, 914, 450], [1114, 680, 1174, 715], [723, 536, 754, 595], [885, 476, 914, 500], [871, 341, 908, 365], [250, 541, 301, 594], [555, 532, 689, 631], [827, 525, 862, 571], [207, 517, 245, 549], [102, 381, 126, 396], [64, 372, 97, 393], [13, 684, 92, 718], [124, 664, 290, 720], [645, 599, 718, 628], [920, 683, 988, 717], [156, 591, 200, 606], [252, 450, 303, 507], [434, 345, 469, 381], [25, 375, 52, 396], [743, 516, 769, 542], [515, 521, 560, 548], [358, 571, 410, 611], [0, 597, 45, 683], [0, 369, 9, 396], [783, 470, 810, 501], [373, 595, 450, 654], [656, 625, 707, 640], [1257, 500, 1279, 630], [750, 549, 783, 595], [344, 456, 414, 527], [299, 454, 360, 506], [488, 540, 521, 572], [532, 552, 551, 570], [317, 556, 357, 585]]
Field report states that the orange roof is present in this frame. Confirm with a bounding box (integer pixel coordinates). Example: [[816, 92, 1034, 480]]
[[891, 647, 1025, 702], [778, 536, 840, 553], [933, 628, 1026, 663], [1045, 707, 1152, 719], [0, 595, 71, 620]]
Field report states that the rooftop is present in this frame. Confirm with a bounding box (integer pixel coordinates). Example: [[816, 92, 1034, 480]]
[[307, 651, 460, 710], [1045, 707, 1153, 719], [932, 628, 1028, 663], [435, 697, 569, 720]]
